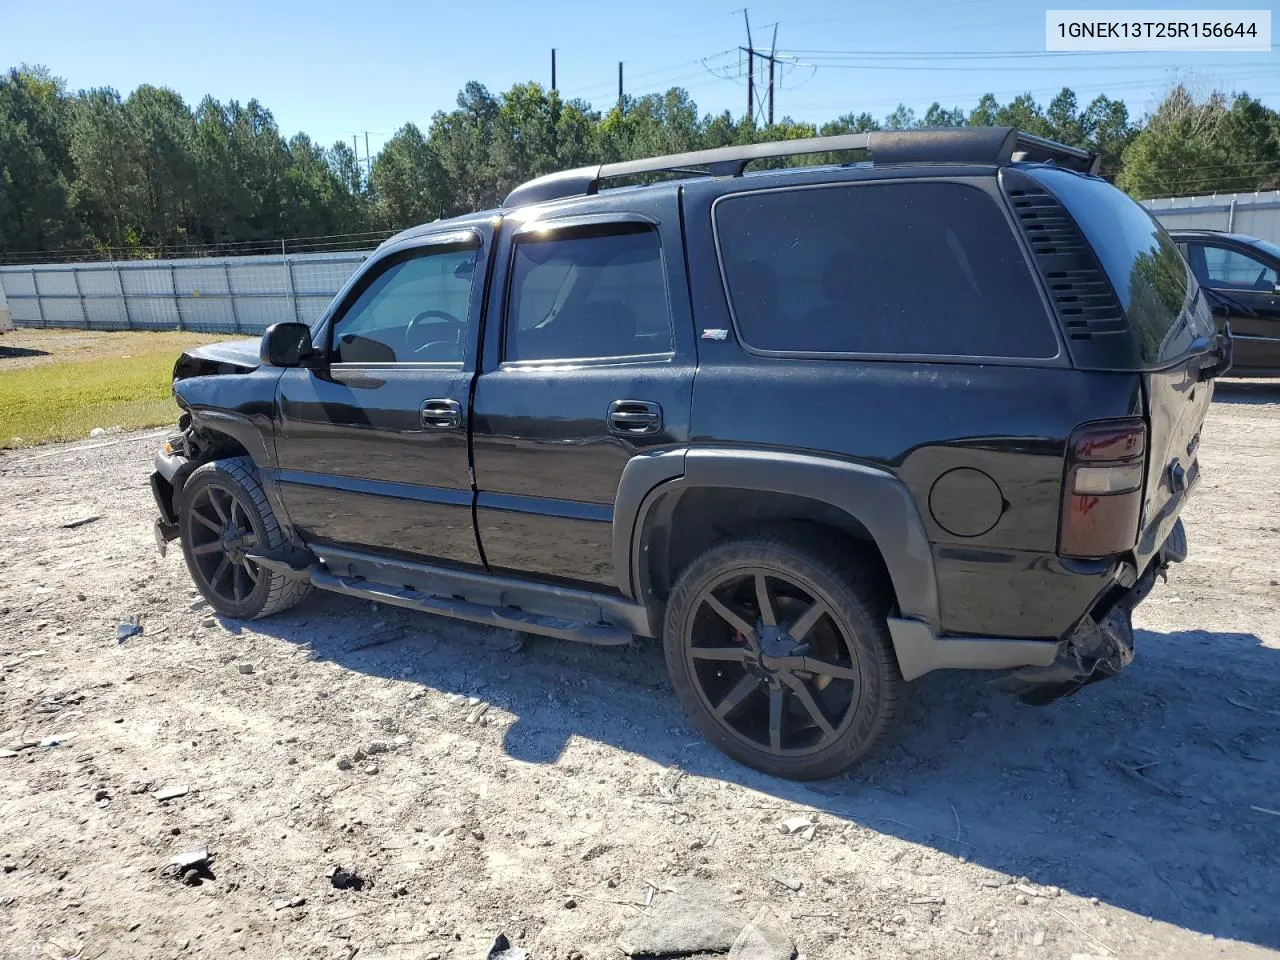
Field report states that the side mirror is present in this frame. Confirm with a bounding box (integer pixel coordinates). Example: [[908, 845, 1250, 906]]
[[260, 322, 315, 368]]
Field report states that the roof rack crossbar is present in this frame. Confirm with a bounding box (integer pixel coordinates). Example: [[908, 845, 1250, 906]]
[[502, 127, 1099, 208]]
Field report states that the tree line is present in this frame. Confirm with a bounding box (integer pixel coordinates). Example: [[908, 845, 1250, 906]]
[[2, 64, 1278, 261]]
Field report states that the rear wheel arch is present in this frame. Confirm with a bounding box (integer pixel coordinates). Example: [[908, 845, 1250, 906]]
[[620, 448, 941, 631]]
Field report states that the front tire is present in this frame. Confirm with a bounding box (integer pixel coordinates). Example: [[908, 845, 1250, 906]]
[[663, 530, 903, 780], [178, 456, 311, 620]]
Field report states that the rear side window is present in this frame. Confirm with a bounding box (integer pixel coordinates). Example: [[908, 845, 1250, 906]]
[[714, 181, 1056, 359], [1027, 168, 1210, 365], [505, 226, 673, 362]]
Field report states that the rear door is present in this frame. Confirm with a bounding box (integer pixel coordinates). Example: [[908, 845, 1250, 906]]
[[273, 229, 487, 566], [1184, 240, 1280, 371], [470, 195, 695, 591]]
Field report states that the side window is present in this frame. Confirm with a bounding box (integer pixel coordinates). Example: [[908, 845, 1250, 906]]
[[1198, 245, 1277, 291], [715, 181, 1057, 359], [505, 226, 673, 362], [332, 245, 477, 364]]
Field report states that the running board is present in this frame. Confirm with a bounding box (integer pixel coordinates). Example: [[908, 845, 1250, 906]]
[[309, 571, 634, 646]]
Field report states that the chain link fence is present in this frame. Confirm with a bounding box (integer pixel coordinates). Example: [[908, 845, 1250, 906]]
[[0, 248, 372, 334]]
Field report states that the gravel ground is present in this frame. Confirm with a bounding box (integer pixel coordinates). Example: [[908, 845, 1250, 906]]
[[1, 384, 1278, 960]]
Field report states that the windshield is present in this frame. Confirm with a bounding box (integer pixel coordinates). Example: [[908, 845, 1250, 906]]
[[1028, 167, 1213, 366]]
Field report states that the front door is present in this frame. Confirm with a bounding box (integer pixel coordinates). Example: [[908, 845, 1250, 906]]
[[470, 202, 695, 590], [273, 230, 486, 566], [1185, 240, 1280, 371]]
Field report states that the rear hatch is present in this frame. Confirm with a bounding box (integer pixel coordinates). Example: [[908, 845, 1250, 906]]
[[1005, 166, 1223, 565]]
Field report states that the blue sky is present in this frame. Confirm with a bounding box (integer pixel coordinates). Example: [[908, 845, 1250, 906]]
[[4, 0, 1277, 159]]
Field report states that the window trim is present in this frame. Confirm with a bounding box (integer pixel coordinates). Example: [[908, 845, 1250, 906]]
[[325, 231, 482, 368], [710, 177, 1067, 367], [499, 218, 677, 367]]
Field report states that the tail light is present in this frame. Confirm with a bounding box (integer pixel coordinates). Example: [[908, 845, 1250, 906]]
[[1059, 419, 1147, 558]]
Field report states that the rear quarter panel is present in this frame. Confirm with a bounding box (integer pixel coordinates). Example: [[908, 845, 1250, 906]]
[[681, 173, 1144, 638]]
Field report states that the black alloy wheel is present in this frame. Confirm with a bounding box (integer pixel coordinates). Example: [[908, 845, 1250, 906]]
[[663, 531, 903, 779], [177, 456, 312, 620], [686, 568, 861, 756], [185, 481, 263, 606]]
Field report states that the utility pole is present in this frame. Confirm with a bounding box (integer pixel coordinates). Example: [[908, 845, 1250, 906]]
[[352, 134, 359, 189], [740, 10, 782, 126], [618, 61, 624, 107], [364, 131, 371, 177], [551, 49, 557, 91], [768, 23, 777, 126]]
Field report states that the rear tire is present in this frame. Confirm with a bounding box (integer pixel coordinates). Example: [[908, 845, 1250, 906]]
[[663, 529, 903, 780], [178, 456, 311, 620]]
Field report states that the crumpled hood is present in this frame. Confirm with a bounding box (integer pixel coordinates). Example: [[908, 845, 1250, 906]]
[[174, 337, 261, 380]]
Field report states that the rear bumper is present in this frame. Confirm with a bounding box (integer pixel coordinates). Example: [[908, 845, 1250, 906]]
[[889, 517, 1186, 702], [992, 517, 1187, 703]]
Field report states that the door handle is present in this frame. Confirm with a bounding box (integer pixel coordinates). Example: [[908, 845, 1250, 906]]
[[608, 400, 662, 436], [421, 398, 462, 429]]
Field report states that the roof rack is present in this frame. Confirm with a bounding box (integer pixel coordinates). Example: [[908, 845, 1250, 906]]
[[503, 127, 1099, 208]]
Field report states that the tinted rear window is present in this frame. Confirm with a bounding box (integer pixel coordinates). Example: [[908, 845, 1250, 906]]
[[1027, 168, 1209, 364], [714, 181, 1057, 359]]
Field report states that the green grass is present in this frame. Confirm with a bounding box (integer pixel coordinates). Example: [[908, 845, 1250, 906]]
[[0, 330, 237, 448]]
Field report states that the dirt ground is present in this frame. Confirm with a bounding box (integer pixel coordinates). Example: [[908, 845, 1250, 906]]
[[1, 384, 1278, 960]]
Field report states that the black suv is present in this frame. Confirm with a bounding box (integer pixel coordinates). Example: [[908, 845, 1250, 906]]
[[150, 128, 1229, 780], [1168, 229, 1280, 376]]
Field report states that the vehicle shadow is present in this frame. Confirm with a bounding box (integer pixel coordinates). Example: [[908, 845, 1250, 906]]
[[1214, 380, 1280, 405], [0, 345, 51, 361], [249, 601, 1280, 949]]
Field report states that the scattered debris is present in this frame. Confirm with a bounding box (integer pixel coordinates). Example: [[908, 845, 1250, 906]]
[[161, 846, 211, 886], [563, 897, 578, 909], [155, 785, 189, 803], [202, 617, 217, 629], [1112, 761, 1182, 799], [1032, 929, 1046, 946], [362, 762, 379, 775], [465, 701, 490, 725], [237, 663, 254, 675], [909, 896, 946, 905], [0, 749, 17, 759], [728, 906, 797, 960], [365, 741, 390, 755], [93, 789, 109, 802], [1016, 895, 1030, 906], [273, 897, 306, 910], [771, 876, 803, 893], [328, 866, 364, 890], [618, 890, 745, 957], [336, 757, 352, 771], [39, 737, 63, 748], [655, 768, 685, 804], [116, 618, 143, 643], [778, 816, 814, 835], [61, 514, 101, 529], [486, 934, 528, 960], [168, 846, 210, 871], [1225, 696, 1258, 712], [1251, 805, 1280, 818]]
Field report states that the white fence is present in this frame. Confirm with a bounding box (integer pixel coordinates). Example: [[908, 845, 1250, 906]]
[[3, 188, 1278, 336], [1143, 190, 1280, 244], [0, 249, 372, 334]]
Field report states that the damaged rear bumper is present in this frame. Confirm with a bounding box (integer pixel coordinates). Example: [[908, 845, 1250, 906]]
[[992, 518, 1187, 704]]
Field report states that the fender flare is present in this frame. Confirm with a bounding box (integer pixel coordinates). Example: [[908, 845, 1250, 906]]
[[613, 447, 941, 631]]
